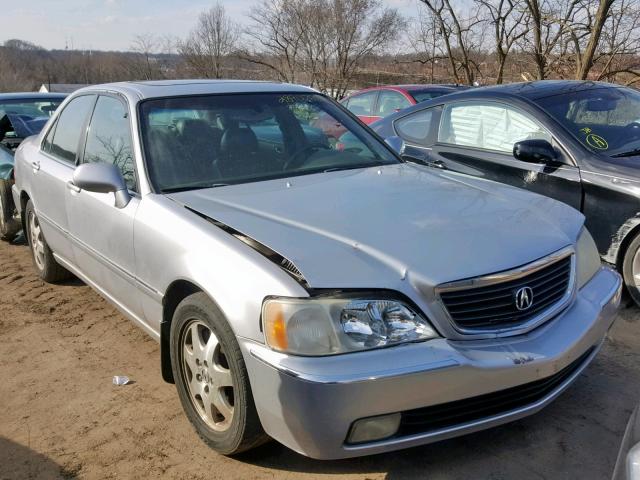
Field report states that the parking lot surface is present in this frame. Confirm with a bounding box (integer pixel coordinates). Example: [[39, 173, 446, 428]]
[[0, 238, 638, 480]]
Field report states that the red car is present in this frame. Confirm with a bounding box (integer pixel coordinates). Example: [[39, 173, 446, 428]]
[[311, 84, 465, 143], [341, 84, 466, 124]]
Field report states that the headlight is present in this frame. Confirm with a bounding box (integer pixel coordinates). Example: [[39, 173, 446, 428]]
[[262, 296, 439, 356], [576, 227, 601, 288]]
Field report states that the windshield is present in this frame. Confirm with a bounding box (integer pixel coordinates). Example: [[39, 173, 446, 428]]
[[139, 92, 399, 192], [534, 86, 640, 156]]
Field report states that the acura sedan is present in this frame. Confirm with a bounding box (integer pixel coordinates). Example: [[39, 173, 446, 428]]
[[12, 80, 621, 459]]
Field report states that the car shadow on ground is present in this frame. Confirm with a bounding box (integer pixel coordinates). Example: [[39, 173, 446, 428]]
[[0, 436, 78, 479]]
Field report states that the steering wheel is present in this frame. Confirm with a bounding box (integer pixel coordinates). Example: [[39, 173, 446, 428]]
[[283, 144, 331, 171]]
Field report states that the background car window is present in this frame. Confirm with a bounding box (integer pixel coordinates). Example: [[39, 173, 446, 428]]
[[375, 91, 411, 117], [395, 108, 435, 144], [345, 92, 376, 116], [84, 96, 136, 191], [439, 102, 552, 153], [49, 95, 96, 163]]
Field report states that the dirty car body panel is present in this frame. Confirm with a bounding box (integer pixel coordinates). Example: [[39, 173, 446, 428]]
[[12, 80, 621, 459]]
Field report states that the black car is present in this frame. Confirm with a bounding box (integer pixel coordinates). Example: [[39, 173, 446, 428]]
[[372, 80, 640, 305]]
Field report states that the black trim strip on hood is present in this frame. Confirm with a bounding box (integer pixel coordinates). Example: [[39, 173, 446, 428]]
[[184, 206, 309, 288]]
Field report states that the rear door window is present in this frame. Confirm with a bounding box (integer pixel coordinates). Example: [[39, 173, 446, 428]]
[[49, 95, 96, 163], [345, 92, 377, 117], [394, 108, 438, 145]]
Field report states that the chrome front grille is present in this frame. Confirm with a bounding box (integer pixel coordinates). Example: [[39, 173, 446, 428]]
[[438, 251, 573, 333]]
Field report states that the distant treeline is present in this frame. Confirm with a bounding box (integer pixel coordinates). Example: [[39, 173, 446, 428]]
[[2, 0, 640, 96]]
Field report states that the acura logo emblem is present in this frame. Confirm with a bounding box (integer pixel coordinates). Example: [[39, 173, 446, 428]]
[[514, 286, 534, 311]]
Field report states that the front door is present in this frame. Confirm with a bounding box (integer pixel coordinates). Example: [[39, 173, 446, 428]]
[[31, 94, 96, 262], [431, 101, 583, 210], [65, 94, 142, 319]]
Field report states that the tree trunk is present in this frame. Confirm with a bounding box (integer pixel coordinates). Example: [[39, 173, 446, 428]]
[[576, 0, 615, 80]]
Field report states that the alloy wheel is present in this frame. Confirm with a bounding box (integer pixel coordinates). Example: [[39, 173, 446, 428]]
[[28, 211, 45, 270], [181, 319, 235, 431]]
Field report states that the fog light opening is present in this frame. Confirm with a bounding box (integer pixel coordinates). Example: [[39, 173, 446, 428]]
[[346, 413, 401, 444]]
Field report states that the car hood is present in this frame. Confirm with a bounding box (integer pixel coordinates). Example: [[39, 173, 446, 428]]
[[168, 163, 583, 289]]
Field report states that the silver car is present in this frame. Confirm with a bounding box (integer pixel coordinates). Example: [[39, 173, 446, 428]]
[[12, 80, 621, 460]]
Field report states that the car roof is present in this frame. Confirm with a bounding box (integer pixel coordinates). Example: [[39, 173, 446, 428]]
[[447, 80, 624, 101], [75, 80, 316, 100], [0, 92, 67, 100], [348, 84, 462, 95]]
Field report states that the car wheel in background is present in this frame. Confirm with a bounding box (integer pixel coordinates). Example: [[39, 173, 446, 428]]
[[170, 292, 268, 455], [24, 200, 71, 282], [0, 179, 20, 242], [622, 233, 640, 307]]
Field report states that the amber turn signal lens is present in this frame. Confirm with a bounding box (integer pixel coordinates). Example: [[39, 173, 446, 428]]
[[263, 302, 288, 351]]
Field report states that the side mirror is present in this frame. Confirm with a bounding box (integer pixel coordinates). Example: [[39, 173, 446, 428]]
[[513, 139, 558, 164], [73, 163, 131, 209], [385, 135, 405, 155]]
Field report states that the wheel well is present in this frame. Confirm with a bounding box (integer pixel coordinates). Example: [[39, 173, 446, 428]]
[[616, 222, 640, 271], [160, 280, 202, 383]]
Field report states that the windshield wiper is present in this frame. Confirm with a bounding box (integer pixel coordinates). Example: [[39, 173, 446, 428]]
[[162, 183, 229, 193], [322, 163, 387, 173], [611, 149, 640, 158]]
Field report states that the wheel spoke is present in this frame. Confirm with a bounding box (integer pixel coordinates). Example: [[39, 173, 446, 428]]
[[203, 332, 219, 364], [190, 323, 206, 358], [213, 368, 233, 388], [183, 343, 197, 372], [212, 391, 233, 420]]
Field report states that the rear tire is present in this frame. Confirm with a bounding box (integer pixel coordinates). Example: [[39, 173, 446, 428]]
[[25, 200, 71, 283], [0, 179, 20, 242], [622, 233, 640, 307], [170, 292, 268, 455]]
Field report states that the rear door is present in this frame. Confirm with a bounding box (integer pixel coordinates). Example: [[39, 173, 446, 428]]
[[397, 100, 583, 210], [32, 94, 96, 262], [344, 91, 380, 124], [65, 94, 143, 318]]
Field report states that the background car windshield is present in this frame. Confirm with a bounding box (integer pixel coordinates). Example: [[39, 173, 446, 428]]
[[0, 98, 63, 138], [534, 87, 640, 156], [140, 93, 398, 192], [411, 90, 448, 103]]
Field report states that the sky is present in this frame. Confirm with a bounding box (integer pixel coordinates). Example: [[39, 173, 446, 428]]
[[2, 0, 419, 52]]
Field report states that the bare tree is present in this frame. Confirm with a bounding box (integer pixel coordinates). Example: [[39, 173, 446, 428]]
[[242, 0, 306, 83], [596, 0, 640, 84], [478, 0, 529, 84], [130, 34, 159, 80], [178, 3, 240, 78], [417, 0, 484, 85]]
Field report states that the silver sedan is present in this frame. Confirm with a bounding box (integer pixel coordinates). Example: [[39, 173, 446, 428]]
[[12, 80, 621, 459]]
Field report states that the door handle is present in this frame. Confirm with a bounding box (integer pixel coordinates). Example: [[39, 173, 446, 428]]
[[429, 160, 447, 170], [31, 161, 40, 171], [66, 181, 81, 193]]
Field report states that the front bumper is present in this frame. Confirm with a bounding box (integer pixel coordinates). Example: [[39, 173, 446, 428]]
[[240, 266, 622, 459]]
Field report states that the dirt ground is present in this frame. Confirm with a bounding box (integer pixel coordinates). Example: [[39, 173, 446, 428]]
[[0, 237, 639, 480]]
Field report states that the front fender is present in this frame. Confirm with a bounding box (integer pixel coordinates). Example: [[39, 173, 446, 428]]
[[134, 194, 308, 343]]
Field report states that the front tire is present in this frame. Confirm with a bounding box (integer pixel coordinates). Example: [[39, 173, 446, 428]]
[[170, 292, 268, 455], [25, 200, 71, 283], [622, 233, 640, 307], [0, 179, 20, 242]]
